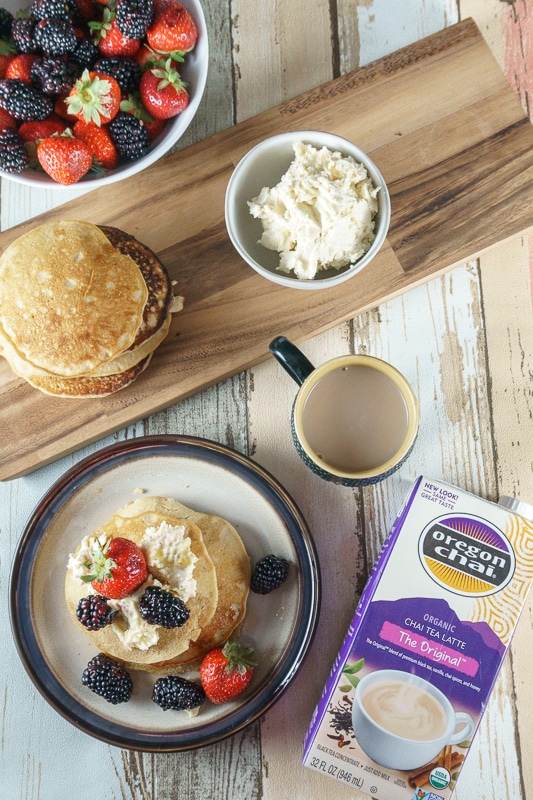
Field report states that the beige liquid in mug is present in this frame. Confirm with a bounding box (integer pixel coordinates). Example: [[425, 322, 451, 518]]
[[301, 365, 409, 472], [361, 679, 448, 741]]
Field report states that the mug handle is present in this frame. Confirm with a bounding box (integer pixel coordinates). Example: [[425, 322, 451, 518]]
[[269, 336, 315, 386], [447, 711, 475, 746]]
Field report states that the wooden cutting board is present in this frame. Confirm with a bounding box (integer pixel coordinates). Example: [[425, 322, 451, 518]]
[[1, 17, 532, 481]]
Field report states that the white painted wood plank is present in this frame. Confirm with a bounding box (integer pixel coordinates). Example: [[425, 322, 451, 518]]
[[458, 1, 533, 797], [230, 0, 333, 122]]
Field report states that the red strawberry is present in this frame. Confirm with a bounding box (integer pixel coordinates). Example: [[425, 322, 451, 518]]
[[74, 0, 96, 22], [199, 642, 256, 704], [146, 0, 197, 54], [66, 69, 121, 125], [18, 115, 67, 143], [5, 53, 39, 83], [36, 130, 94, 184], [135, 43, 161, 70], [73, 118, 119, 168], [90, 8, 141, 58], [120, 90, 165, 139], [80, 536, 148, 599], [54, 94, 80, 123], [139, 57, 188, 119], [0, 107, 16, 129], [0, 39, 16, 80]]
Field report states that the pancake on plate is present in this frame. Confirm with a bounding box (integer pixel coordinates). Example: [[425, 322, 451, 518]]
[[0, 220, 182, 397], [116, 496, 252, 672], [65, 508, 219, 666], [66, 497, 251, 673]]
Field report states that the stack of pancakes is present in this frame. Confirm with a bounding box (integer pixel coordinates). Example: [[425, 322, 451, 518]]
[[0, 220, 180, 397], [65, 496, 251, 673]]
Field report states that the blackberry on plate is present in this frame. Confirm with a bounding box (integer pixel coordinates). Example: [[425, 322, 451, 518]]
[[250, 554, 290, 594], [0, 127, 27, 174], [34, 18, 77, 56], [108, 110, 149, 161], [31, 56, 80, 95], [0, 7, 13, 39], [94, 56, 141, 93], [152, 675, 205, 711], [138, 585, 190, 628], [81, 653, 133, 704], [76, 594, 117, 631], [0, 79, 53, 120], [11, 18, 38, 54], [116, 0, 154, 40]]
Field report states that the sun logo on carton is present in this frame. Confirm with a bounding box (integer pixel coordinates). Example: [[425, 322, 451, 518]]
[[418, 513, 515, 597]]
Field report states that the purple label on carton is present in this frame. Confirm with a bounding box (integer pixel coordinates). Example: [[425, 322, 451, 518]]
[[303, 476, 533, 800]]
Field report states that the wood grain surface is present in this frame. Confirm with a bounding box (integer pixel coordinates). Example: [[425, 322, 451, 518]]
[[2, 18, 533, 480], [1, 1, 533, 800]]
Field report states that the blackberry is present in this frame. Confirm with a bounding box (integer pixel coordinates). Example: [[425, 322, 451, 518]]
[[76, 594, 117, 631], [108, 111, 149, 161], [11, 18, 38, 54], [34, 18, 77, 56], [138, 586, 190, 628], [94, 56, 141, 93], [115, 0, 154, 40], [0, 8, 13, 39], [0, 127, 27, 174], [250, 554, 290, 594], [71, 36, 99, 70], [31, 0, 74, 21], [0, 79, 53, 120], [152, 675, 205, 711], [31, 56, 80, 95], [81, 653, 133, 704]]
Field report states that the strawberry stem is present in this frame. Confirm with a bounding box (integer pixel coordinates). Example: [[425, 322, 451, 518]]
[[222, 642, 257, 674], [80, 538, 117, 583]]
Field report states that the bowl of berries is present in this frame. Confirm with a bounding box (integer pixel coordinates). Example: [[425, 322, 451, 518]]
[[0, 0, 208, 186]]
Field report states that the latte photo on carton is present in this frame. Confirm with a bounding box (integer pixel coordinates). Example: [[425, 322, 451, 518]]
[[303, 477, 533, 800]]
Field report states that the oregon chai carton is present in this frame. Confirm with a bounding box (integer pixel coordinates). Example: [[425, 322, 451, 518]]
[[303, 476, 533, 799]]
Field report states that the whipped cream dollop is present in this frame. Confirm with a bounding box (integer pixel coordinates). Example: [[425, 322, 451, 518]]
[[141, 520, 198, 603], [67, 520, 198, 651], [248, 141, 379, 280]]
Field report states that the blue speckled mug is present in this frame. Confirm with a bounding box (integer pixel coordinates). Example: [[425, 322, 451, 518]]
[[269, 337, 419, 487]]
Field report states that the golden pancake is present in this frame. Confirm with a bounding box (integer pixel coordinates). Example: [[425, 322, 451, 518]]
[[99, 226, 173, 349], [115, 496, 251, 672], [65, 510, 218, 665], [2, 309, 170, 381], [21, 353, 153, 398], [0, 221, 148, 376]]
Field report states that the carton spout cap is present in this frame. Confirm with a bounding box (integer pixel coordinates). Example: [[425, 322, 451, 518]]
[[498, 495, 533, 521]]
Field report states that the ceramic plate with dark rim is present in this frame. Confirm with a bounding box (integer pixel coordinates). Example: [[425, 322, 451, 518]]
[[9, 435, 320, 751]]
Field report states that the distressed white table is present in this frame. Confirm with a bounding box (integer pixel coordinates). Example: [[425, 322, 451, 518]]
[[1, 1, 532, 798]]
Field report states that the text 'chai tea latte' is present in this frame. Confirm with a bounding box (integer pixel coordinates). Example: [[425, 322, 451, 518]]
[[303, 476, 533, 799]]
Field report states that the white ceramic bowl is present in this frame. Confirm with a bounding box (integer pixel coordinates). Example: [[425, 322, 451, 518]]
[[225, 130, 391, 290], [0, 0, 208, 189]]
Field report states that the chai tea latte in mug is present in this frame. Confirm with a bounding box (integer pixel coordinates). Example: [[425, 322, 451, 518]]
[[269, 337, 419, 486], [300, 364, 409, 472]]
